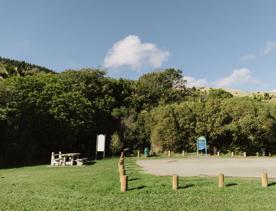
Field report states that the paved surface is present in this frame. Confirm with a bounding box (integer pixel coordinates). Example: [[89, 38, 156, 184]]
[[137, 157, 276, 178]]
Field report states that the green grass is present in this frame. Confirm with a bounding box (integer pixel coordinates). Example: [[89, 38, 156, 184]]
[[1, 158, 276, 210]]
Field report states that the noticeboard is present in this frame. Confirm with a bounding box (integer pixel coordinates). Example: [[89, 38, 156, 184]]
[[197, 136, 207, 156], [97, 134, 106, 152]]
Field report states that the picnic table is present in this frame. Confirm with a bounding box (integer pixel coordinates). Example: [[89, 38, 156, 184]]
[[51, 152, 86, 166], [61, 153, 80, 166]]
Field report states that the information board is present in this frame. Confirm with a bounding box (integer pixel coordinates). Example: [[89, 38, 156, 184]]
[[97, 134, 106, 152], [197, 136, 207, 156]]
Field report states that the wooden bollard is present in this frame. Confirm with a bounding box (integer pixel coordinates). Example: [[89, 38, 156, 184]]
[[120, 175, 128, 192], [217, 151, 220, 157], [137, 150, 140, 158], [168, 151, 171, 157], [256, 152, 259, 157], [244, 152, 247, 157], [118, 157, 124, 165], [261, 172, 268, 187], [182, 150, 185, 157], [172, 175, 178, 190], [119, 166, 125, 177], [218, 173, 224, 188], [231, 152, 234, 157]]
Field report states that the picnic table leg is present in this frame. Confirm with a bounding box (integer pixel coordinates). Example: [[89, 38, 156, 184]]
[[51, 152, 54, 166], [71, 157, 73, 166]]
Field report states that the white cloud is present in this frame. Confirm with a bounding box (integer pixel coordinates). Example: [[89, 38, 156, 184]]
[[214, 68, 259, 88], [103, 35, 169, 70], [183, 76, 209, 88], [261, 41, 276, 55], [241, 54, 256, 61]]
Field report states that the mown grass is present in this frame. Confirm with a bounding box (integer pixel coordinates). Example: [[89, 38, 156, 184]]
[[1, 158, 276, 210]]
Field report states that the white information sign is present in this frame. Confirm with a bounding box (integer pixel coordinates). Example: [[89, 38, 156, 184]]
[[97, 134, 106, 152]]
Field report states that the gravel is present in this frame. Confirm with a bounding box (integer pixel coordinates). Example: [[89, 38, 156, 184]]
[[137, 157, 276, 178]]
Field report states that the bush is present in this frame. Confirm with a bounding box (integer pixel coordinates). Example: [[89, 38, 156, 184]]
[[110, 132, 122, 155]]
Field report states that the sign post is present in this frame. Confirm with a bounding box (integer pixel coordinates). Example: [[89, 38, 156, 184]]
[[96, 134, 106, 159], [197, 136, 207, 156]]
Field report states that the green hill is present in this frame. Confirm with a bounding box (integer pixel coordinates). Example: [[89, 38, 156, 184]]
[[0, 57, 54, 78]]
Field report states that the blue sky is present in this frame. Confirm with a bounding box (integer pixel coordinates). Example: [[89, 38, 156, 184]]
[[0, 0, 276, 91]]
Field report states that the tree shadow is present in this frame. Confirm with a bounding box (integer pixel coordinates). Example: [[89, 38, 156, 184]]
[[268, 182, 276, 187], [226, 183, 238, 187], [128, 185, 146, 191], [179, 184, 195, 189]]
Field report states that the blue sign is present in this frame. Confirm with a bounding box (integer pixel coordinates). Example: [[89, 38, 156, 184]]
[[197, 136, 207, 156], [198, 141, 206, 150]]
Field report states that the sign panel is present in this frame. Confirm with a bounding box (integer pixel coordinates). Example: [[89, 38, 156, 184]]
[[198, 140, 206, 150], [97, 134, 106, 152], [197, 136, 207, 156]]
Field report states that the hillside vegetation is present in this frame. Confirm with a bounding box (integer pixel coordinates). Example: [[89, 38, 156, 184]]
[[0, 57, 276, 166], [0, 57, 53, 78]]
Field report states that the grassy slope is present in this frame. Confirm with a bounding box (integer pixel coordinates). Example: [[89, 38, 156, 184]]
[[1, 158, 276, 210]]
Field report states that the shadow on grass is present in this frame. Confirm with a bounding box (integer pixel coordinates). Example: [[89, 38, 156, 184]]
[[179, 184, 195, 189], [85, 161, 96, 166], [128, 178, 141, 181], [268, 182, 276, 187], [226, 183, 238, 187], [128, 185, 146, 191]]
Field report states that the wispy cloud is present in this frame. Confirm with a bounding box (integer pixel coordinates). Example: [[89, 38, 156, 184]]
[[241, 54, 256, 61], [183, 76, 209, 88], [215, 68, 259, 88], [103, 35, 169, 71], [241, 41, 276, 60], [261, 41, 276, 55], [186, 68, 260, 89]]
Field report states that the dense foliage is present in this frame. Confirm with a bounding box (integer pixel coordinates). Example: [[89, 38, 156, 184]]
[[0, 58, 276, 166]]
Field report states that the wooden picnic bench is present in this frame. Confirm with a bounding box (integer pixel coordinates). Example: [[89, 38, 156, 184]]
[[51, 152, 82, 166]]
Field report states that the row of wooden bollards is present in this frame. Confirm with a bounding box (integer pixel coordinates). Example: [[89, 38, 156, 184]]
[[118, 153, 128, 192], [137, 150, 186, 158], [218, 173, 269, 188], [137, 150, 272, 158], [172, 172, 269, 190], [119, 171, 270, 192]]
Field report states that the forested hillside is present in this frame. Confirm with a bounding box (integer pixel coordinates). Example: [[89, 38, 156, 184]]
[[0, 58, 276, 167], [0, 57, 54, 78]]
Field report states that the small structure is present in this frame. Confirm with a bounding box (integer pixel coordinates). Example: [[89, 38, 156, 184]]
[[50, 152, 86, 166], [197, 136, 208, 156], [96, 134, 106, 159]]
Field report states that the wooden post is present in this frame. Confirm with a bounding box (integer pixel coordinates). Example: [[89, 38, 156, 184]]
[[218, 173, 224, 188], [50, 152, 54, 166], [137, 150, 140, 158], [261, 172, 268, 187], [243, 152, 247, 157], [119, 167, 125, 177], [120, 175, 128, 192], [256, 152, 259, 157], [150, 150, 152, 156], [231, 152, 234, 157], [168, 150, 171, 157], [118, 157, 124, 166], [217, 151, 220, 157], [182, 150, 185, 157], [172, 175, 178, 190]]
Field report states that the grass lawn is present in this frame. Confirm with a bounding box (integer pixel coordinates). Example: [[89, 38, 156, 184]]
[[1, 158, 276, 210]]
